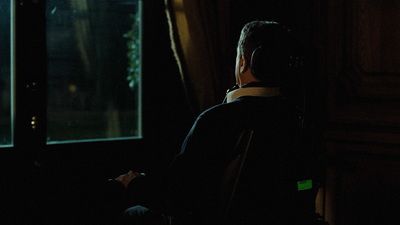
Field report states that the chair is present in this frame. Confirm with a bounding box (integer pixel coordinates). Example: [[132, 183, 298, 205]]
[[218, 128, 328, 225], [169, 128, 328, 225], [219, 129, 254, 224], [167, 129, 254, 225]]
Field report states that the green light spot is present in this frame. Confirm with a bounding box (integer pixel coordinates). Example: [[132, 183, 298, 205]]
[[297, 179, 312, 191]]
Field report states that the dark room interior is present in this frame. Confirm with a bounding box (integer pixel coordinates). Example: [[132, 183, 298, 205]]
[[1, 0, 400, 224]]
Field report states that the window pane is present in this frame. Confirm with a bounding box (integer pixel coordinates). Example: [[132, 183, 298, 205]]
[[0, 0, 12, 147], [46, 0, 142, 143]]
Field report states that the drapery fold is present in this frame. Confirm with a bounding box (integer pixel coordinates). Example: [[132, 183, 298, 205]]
[[165, 0, 233, 116]]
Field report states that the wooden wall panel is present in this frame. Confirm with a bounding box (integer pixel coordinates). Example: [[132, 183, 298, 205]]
[[327, 0, 400, 127], [321, 0, 400, 224], [325, 141, 400, 225]]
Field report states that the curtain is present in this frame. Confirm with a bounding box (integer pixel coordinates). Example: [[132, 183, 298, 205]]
[[165, 0, 234, 116]]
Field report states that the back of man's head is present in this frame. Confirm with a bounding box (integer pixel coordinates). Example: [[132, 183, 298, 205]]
[[238, 21, 301, 87]]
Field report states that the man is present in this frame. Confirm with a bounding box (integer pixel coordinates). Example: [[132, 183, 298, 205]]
[[116, 21, 321, 225]]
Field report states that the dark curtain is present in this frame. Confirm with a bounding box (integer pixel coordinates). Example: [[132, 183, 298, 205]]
[[165, 0, 234, 116]]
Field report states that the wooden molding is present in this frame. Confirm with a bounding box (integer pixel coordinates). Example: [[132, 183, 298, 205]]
[[326, 0, 400, 127]]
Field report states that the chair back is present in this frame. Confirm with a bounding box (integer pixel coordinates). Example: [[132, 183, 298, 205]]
[[219, 128, 322, 225], [219, 129, 254, 224]]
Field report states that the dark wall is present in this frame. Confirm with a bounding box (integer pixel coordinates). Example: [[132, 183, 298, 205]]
[[320, 0, 400, 224]]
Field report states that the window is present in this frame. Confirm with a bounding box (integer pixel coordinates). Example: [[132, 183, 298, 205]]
[[1, 0, 142, 147], [46, 0, 142, 143]]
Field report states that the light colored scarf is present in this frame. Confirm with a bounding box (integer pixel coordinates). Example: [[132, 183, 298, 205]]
[[226, 87, 281, 103]]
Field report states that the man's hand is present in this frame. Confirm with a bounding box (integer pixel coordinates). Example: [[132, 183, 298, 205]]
[[115, 170, 143, 188]]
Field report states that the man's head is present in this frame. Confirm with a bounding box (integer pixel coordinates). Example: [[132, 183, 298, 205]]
[[235, 21, 298, 87]]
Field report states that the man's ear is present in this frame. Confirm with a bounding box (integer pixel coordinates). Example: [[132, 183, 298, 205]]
[[239, 56, 249, 74]]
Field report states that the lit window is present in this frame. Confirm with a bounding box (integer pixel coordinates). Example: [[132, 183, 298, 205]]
[[1, 0, 142, 147], [46, 0, 142, 143]]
